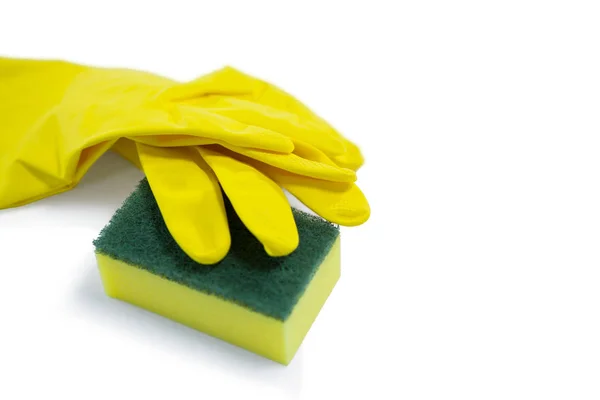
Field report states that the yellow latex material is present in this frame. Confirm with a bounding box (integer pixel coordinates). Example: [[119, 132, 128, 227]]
[[219, 141, 357, 183], [196, 146, 299, 257], [96, 236, 341, 365], [136, 144, 231, 264], [253, 163, 371, 227], [214, 146, 371, 226], [112, 139, 370, 262], [161, 66, 365, 169]]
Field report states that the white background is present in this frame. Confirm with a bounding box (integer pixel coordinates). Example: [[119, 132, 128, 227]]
[[1, 1, 599, 399]]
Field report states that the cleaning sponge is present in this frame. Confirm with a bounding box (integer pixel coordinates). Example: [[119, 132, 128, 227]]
[[93, 179, 341, 364]]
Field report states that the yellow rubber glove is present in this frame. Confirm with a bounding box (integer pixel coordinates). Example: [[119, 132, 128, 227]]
[[111, 139, 370, 264], [0, 57, 369, 265], [1, 58, 334, 208], [156, 66, 365, 170]]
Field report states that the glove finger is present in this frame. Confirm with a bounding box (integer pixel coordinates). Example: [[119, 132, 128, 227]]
[[215, 142, 357, 183], [200, 97, 346, 157], [176, 105, 294, 153], [239, 159, 369, 226], [196, 146, 299, 257], [131, 135, 218, 147], [203, 99, 365, 170], [272, 169, 371, 227], [331, 138, 365, 171], [291, 139, 347, 167], [212, 147, 370, 226], [136, 143, 231, 264], [281, 117, 363, 170]]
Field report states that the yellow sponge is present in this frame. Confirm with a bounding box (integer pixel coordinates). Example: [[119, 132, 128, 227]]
[[93, 179, 341, 365]]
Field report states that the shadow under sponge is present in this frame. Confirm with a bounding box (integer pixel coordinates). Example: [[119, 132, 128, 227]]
[[93, 179, 341, 364]]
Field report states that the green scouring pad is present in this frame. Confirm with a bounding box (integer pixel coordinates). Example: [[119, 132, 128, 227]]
[[93, 179, 341, 364]]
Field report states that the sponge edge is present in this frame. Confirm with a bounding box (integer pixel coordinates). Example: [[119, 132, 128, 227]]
[[95, 237, 340, 364], [93, 179, 342, 364]]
